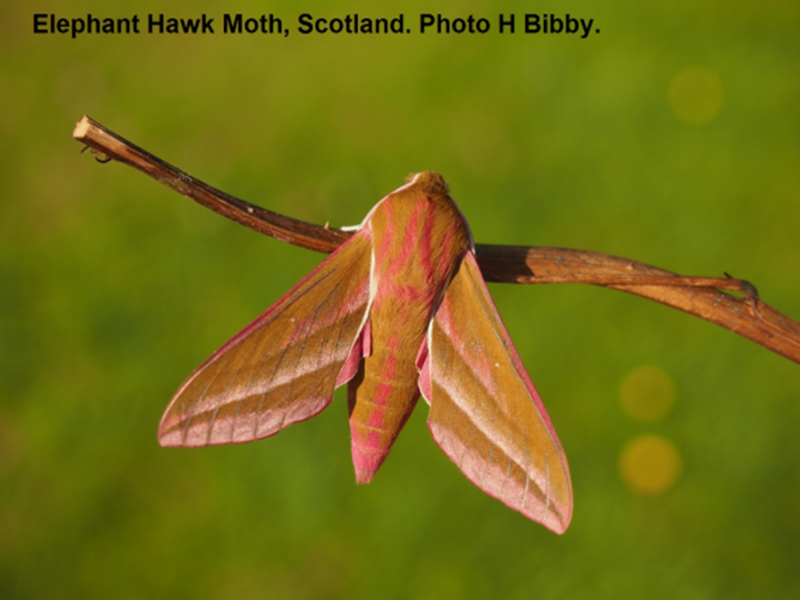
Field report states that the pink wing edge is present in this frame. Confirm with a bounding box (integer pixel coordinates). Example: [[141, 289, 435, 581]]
[[416, 250, 574, 534], [158, 228, 375, 446]]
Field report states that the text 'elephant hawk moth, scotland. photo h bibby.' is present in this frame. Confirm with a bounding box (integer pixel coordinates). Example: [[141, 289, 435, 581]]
[[159, 171, 573, 534]]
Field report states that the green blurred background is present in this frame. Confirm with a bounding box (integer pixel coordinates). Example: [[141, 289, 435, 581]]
[[2, 0, 799, 598]]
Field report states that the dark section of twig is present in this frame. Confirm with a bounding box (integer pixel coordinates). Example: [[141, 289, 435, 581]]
[[73, 115, 800, 365], [476, 245, 800, 364]]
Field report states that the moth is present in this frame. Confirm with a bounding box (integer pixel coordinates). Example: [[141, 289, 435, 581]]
[[159, 172, 573, 533]]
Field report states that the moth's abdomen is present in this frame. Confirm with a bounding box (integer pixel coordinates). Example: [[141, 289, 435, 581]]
[[346, 172, 472, 483], [348, 343, 422, 483]]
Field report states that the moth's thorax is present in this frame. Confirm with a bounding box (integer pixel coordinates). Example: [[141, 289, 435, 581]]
[[369, 172, 472, 298]]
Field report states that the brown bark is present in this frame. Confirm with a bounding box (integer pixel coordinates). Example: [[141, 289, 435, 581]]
[[73, 115, 800, 365]]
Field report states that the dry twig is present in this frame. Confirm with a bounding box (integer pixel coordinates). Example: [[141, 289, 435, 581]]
[[73, 115, 800, 365]]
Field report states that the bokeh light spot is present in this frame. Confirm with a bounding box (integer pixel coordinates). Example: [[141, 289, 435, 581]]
[[619, 434, 682, 495], [668, 67, 723, 124], [620, 365, 676, 421]]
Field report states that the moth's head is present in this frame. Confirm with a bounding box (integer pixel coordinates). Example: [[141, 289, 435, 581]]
[[406, 171, 449, 196]]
